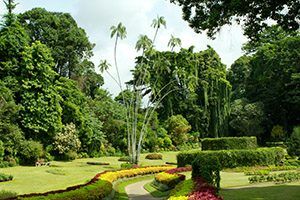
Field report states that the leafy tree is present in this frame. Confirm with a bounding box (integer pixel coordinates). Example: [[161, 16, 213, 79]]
[[18, 41, 62, 143], [229, 99, 265, 138], [243, 25, 299, 53], [227, 55, 251, 100], [18, 8, 94, 78], [169, 0, 299, 40], [246, 36, 300, 132], [0, 81, 24, 158], [270, 125, 287, 141], [166, 115, 191, 146]]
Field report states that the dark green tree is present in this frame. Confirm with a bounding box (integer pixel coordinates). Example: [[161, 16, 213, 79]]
[[18, 41, 62, 143], [246, 36, 300, 132], [169, 0, 299, 40], [18, 8, 94, 78], [227, 56, 251, 100]]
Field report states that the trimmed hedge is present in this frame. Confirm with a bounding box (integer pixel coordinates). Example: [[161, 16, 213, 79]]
[[145, 153, 163, 160], [177, 147, 285, 168], [201, 137, 257, 150], [86, 162, 109, 166]]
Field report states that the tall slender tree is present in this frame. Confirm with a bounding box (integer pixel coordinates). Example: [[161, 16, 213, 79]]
[[168, 35, 181, 51], [151, 16, 166, 44]]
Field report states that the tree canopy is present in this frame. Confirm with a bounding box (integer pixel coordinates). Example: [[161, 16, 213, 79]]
[[169, 0, 299, 40]]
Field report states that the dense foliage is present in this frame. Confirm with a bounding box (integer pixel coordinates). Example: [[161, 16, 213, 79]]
[[177, 147, 285, 168], [169, 0, 299, 40], [201, 136, 257, 150]]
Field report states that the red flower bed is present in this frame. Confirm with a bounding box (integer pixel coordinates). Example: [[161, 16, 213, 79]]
[[188, 177, 223, 200], [166, 166, 192, 174]]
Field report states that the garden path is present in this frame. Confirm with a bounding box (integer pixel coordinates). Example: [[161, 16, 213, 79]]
[[125, 179, 163, 200]]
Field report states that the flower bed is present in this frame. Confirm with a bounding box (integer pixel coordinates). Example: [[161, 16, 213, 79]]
[[248, 171, 300, 184], [168, 178, 223, 200], [19, 165, 173, 200], [154, 166, 192, 191]]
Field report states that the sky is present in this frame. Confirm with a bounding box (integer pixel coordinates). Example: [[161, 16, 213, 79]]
[[0, 0, 248, 96]]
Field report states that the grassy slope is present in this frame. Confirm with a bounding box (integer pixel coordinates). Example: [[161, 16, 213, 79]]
[[220, 182, 300, 200], [0, 152, 177, 195]]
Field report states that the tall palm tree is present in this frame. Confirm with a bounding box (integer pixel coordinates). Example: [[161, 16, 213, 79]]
[[151, 16, 166, 44], [99, 60, 119, 86], [110, 22, 127, 90], [168, 35, 182, 51], [135, 35, 152, 52]]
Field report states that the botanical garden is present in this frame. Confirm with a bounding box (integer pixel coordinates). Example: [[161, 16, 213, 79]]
[[0, 0, 299, 199]]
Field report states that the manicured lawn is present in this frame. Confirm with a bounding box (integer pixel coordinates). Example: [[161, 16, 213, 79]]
[[0, 152, 178, 195], [220, 182, 300, 200]]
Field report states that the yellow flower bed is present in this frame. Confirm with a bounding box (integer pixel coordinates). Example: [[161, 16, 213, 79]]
[[168, 196, 188, 200], [155, 172, 180, 183], [100, 166, 174, 183]]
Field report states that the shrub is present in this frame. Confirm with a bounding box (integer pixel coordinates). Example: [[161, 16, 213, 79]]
[[271, 125, 287, 141], [0, 173, 13, 182], [244, 169, 270, 176], [118, 156, 130, 162], [120, 163, 139, 169], [201, 136, 257, 150], [86, 161, 109, 166], [53, 123, 81, 159], [177, 147, 285, 168], [0, 190, 17, 199], [145, 153, 163, 160], [18, 140, 44, 165], [57, 151, 77, 161], [287, 126, 300, 157], [249, 172, 300, 184]]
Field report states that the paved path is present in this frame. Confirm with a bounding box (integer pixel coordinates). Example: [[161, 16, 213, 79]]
[[125, 180, 163, 200]]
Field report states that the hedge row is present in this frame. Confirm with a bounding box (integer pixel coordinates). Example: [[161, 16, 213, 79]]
[[201, 137, 257, 150], [20, 166, 173, 200], [0, 173, 13, 182], [177, 147, 285, 168]]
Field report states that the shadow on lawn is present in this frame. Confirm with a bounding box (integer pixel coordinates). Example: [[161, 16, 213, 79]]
[[221, 184, 300, 200]]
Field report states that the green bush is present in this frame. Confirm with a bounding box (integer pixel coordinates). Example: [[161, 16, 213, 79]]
[[0, 173, 13, 182], [145, 153, 163, 160], [0, 190, 17, 199], [23, 179, 112, 200], [249, 172, 300, 184], [86, 162, 109, 166], [58, 151, 77, 161], [287, 126, 300, 157], [191, 154, 221, 189], [177, 147, 285, 168], [18, 140, 44, 165], [0, 141, 4, 160], [118, 156, 130, 162], [201, 136, 257, 150]]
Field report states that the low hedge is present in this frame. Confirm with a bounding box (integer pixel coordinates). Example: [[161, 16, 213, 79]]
[[145, 153, 163, 160], [249, 171, 300, 184], [20, 166, 173, 200], [86, 162, 110, 165], [177, 147, 285, 168], [0, 173, 13, 182], [201, 136, 257, 150]]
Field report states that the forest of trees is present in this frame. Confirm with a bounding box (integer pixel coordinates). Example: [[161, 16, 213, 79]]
[[0, 0, 299, 165]]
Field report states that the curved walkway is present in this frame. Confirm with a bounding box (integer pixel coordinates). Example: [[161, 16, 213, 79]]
[[125, 180, 163, 200]]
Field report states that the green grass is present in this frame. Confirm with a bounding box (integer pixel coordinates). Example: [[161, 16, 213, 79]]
[[144, 181, 170, 198], [114, 175, 154, 200], [0, 151, 178, 195], [220, 182, 300, 200]]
